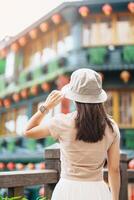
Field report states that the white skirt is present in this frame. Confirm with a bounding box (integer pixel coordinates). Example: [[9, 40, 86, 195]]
[[51, 178, 112, 200]]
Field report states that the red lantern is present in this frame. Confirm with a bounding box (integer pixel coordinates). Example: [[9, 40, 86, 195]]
[[102, 4, 112, 16], [7, 162, 15, 171], [29, 29, 38, 39], [12, 93, 20, 102], [56, 75, 70, 90], [39, 22, 49, 32], [40, 162, 45, 170], [0, 162, 5, 170], [51, 14, 61, 24], [120, 70, 130, 83], [79, 6, 89, 18], [0, 99, 3, 107], [16, 163, 25, 170], [18, 37, 27, 46], [128, 159, 134, 169], [128, 2, 134, 13], [3, 99, 11, 108], [27, 163, 35, 170], [30, 85, 38, 95], [20, 89, 28, 99], [41, 82, 51, 92], [11, 43, 19, 52], [0, 48, 7, 58]]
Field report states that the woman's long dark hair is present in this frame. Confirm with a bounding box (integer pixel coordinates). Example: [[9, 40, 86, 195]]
[[75, 102, 114, 143]]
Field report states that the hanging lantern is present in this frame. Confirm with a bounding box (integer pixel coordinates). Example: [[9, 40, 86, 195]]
[[12, 93, 20, 102], [51, 14, 61, 24], [56, 75, 70, 90], [30, 85, 38, 95], [0, 162, 5, 171], [0, 99, 3, 107], [102, 4, 112, 16], [39, 22, 49, 32], [18, 37, 27, 46], [0, 48, 7, 58], [128, 2, 134, 13], [41, 82, 51, 92], [79, 6, 89, 18], [120, 70, 130, 83], [29, 29, 38, 39], [98, 72, 104, 81], [20, 89, 28, 99], [40, 162, 45, 170], [27, 163, 35, 170], [11, 42, 19, 52], [7, 162, 15, 171], [16, 163, 25, 170], [3, 99, 11, 108]]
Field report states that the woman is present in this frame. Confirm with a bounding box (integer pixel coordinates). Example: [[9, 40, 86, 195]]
[[24, 68, 121, 200]]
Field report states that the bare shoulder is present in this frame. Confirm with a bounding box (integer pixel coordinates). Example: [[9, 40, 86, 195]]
[[107, 115, 120, 138]]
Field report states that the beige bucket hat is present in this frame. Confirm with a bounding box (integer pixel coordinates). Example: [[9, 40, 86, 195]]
[[61, 68, 107, 103]]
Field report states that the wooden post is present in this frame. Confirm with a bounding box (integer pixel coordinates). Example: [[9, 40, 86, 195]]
[[119, 153, 128, 200], [8, 187, 24, 199], [45, 143, 60, 199]]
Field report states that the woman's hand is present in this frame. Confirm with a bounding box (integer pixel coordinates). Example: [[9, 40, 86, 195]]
[[44, 90, 64, 110]]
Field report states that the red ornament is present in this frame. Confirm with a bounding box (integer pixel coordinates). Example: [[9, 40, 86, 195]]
[[128, 2, 134, 13], [56, 75, 70, 90], [102, 4, 112, 16], [0, 99, 3, 107], [128, 159, 134, 169], [40, 162, 45, 170], [0, 162, 5, 170], [27, 163, 35, 170], [18, 37, 27, 46], [0, 48, 7, 58], [40, 22, 49, 32], [7, 162, 15, 171], [79, 6, 89, 18], [120, 70, 130, 83], [20, 89, 28, 99], [30, 85, 38, 95], [16, 163, 25, 170], [12, 93, 20, 102], [29, 29, 38, 39], [11, 43, 19, 52], [51, 14, 61, 24], [3, 99, 11, 108], [41, 82, 51, 92]]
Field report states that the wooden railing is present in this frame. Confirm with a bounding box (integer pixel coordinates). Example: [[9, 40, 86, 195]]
[[0, 143, 134, 200]]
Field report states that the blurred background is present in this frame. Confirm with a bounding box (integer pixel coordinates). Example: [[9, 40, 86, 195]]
[[0, 0, 134, 199]]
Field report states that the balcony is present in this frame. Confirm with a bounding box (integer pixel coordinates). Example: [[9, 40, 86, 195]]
[[0, 143, 134, 200]]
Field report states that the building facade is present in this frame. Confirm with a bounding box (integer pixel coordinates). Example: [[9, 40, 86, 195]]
[[0, 0, 134, 163]]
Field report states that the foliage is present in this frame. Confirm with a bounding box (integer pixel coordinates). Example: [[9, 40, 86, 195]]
[[88, 47, 107, 65], [123, 45, 134, 63]]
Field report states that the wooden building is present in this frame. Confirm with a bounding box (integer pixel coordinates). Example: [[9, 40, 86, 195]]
[[0, 0, 134, 165]]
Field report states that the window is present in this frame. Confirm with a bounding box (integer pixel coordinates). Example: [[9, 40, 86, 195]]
[[99, 17, 113, 44], [116, 15, 131, 44], [119, 92, 132, 126]]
